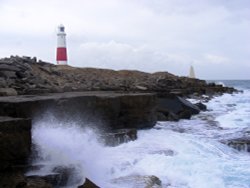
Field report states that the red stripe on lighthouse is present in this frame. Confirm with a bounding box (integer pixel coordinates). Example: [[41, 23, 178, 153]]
[[56, 47, 67, 61]]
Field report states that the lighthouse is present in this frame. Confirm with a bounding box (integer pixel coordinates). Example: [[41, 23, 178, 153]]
[[56, 24, 68, 65]]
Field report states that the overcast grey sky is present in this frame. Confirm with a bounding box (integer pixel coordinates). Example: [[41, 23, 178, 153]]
[[0, 0, 249, 79]]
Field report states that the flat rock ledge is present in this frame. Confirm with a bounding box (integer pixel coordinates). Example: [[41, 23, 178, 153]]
[[0, 91, 157, 130]]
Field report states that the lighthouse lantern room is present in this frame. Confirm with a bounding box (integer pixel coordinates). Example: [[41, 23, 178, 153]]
[[56, 24, 68, 65]]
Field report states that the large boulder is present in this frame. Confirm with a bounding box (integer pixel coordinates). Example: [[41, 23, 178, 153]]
[[157, 93, 200, 120]]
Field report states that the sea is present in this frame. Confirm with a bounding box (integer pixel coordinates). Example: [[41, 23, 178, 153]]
[[28, 80, 250, 188]]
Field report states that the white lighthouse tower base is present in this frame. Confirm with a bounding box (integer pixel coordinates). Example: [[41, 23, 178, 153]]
[[57, 60, 67, 65]]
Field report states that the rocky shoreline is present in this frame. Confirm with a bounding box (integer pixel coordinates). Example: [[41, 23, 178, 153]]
[[0, 56, 235, 96], [0, 56, 237, 187]]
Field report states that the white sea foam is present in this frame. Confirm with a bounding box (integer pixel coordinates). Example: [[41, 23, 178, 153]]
[[208, 90, 250, 129], [215, 81, 225, 87], [104, 128, 250, 188]]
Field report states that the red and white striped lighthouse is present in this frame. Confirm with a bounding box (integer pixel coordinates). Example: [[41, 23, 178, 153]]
[[56, 24, 68, 65]]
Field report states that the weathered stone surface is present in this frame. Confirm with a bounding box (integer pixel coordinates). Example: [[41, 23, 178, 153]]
[[78, 178, 100, 188], [177, 97, 200, 114], [0, 77, 6, 86], [24, 165, 82, 187], [156, 110, 179, 121], [0, 88, 18, 96], [0, 91, 157, 130], [0, 116, 31, 171], [157, 94, 199, 115], [111, 175, 163, 188], [178, 109, 192, 119], [0, 64, 21, 72], [156, 93, 200, 121], [24, 177, 53, 188], [222, 137, 250, 152], [0, 171, 27, 188], [195, 102, 207, 111], [51, 166, 82, 186], [0, 116, 32, 188], [101, 128, 137, 146], [0, 173, 53, 188], [26, 174, 67, 187]]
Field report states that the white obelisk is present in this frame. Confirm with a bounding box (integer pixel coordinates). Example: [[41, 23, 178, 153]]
[[189, 65, 195, 78]]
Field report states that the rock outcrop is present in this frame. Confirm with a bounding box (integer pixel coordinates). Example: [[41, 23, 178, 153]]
[[157, 93, 200, 121], [0, 56, 236, 96], [222, 137, 250, 152], [0, 116, 31, 171], [78, 178, 100, 188], [110, 175, 164, 188], [0, 91, 157, 130], [100, 128, 137, 146], [0, 116, 32, 188]]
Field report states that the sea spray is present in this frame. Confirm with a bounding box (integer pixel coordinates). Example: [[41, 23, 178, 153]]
[[29, 116, 110, 187]]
